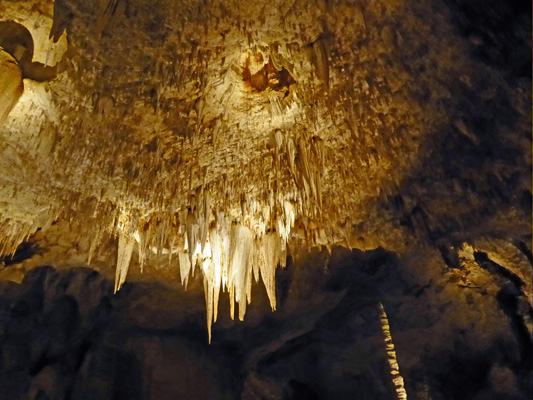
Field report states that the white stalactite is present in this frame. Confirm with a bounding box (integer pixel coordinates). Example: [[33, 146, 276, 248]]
[[115, 230, 135, 293]]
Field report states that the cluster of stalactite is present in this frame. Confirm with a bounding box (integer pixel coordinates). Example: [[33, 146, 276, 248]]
[[111, 194, 296, 342], [0, 0, 482, 336]]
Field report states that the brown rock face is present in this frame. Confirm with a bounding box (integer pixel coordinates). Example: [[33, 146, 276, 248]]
[[0, 0, 530, 397]]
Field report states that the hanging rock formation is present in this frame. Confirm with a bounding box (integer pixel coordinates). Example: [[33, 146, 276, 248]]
[[0, 0, 530, 345]]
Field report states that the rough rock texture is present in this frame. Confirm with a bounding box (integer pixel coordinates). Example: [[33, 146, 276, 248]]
[[0, 0, 531, 397], [0, 0, 529, 322], [0, 247, 531, 399]]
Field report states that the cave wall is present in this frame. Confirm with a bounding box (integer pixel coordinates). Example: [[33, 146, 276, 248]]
[[0, 246, 531, 400]]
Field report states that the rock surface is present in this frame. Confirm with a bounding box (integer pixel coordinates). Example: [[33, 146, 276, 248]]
[[0, 0, 530, 397], [0, 0, 529, 320], [0, 246, 531, 399]]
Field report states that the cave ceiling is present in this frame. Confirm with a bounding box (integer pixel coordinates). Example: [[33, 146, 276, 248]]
[[0, 0, 530, 335]]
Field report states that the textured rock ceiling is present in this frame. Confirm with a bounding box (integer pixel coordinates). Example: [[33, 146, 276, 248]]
[[0, 0, 531, 338]]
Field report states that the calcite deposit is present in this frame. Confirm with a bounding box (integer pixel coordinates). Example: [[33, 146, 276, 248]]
[[0, 0, 530, 354]]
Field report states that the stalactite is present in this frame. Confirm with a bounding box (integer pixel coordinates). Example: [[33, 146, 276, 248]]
[[228, 224, 252, 321], [87, 226, 103, 265], [178, 251, 191, 287], [0, 0, 488, 344], [103, 192, 295, 337], [114, 229, 135, 293], [261, 233, 280, 310]]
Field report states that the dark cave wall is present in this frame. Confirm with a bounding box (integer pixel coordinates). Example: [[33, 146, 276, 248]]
[[0, 246, 530, 400]]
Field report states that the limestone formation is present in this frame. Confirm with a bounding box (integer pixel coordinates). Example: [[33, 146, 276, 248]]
[[0, 0, 530, 343]]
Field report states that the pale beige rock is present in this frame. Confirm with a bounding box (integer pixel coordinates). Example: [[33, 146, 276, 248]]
[[0, 49, 23, 125]]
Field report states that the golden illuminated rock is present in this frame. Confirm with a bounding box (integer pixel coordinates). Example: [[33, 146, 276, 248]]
[[0, 48, 22, 125], [0, 0, 530, 335]]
